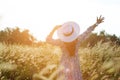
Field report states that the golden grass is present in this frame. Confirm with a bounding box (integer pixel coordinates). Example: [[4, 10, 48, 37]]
[[0, 42, 120, 80]]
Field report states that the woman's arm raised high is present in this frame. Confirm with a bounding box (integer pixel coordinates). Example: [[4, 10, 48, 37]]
[[77, 15, 104, 45]]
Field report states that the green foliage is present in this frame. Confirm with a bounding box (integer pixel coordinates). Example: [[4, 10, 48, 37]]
[[80, 30, 120, 47], [0, 42, 120, 80]]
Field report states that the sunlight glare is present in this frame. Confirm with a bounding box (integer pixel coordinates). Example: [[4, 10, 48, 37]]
[[0, 0, 120, 41]]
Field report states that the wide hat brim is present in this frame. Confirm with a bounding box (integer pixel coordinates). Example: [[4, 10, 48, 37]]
[[57, 21, 80, 42]]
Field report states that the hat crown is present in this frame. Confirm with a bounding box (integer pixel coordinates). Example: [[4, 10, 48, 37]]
[[63, 25, 73, 36], [57, 21, 80, 42]]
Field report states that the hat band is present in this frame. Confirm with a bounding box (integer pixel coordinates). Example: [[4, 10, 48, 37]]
[[63, 27, 74, 36]]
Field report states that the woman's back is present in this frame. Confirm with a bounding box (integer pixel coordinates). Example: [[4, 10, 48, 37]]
[[46, 16, 104, 80]]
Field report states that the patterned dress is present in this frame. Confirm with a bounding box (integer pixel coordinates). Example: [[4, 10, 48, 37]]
[[47, 23, 97, 80], [57, 39, 82, 80]]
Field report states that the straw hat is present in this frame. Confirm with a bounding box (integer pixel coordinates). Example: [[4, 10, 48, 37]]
[[57, 21, 80, 42]]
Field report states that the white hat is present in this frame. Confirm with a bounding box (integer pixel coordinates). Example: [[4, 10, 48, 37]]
[[57, 21, 80, 42]]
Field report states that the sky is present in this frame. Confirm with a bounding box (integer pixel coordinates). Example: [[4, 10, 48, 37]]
[[0, 0, 120, 41]]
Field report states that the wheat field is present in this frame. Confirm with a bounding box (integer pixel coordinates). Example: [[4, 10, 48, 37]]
[[0, 42, 120, 80]]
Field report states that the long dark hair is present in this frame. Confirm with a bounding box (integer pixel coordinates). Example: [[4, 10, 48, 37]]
[[63, 39, 78, 56]]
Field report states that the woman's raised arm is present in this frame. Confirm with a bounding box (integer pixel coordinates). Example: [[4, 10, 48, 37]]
[[46, 25, 61, 46], [77, 15, 104, 45]]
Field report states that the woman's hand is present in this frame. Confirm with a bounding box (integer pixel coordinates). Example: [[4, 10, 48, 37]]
[[96, 15, 104, 24]]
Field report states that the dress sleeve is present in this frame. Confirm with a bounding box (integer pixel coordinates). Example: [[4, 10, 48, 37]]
[[46, 36, 61, 46], [77, 23, 98, 45], [46, 26, 62, 46]]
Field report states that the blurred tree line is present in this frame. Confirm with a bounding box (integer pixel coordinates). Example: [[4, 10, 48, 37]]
[[0, 27, 41, 46], [0, 27, 120, 47], [80, 30, 120, 47]]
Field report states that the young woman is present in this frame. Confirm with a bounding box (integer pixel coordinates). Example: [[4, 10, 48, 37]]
[[46, 16, 104, 80]]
